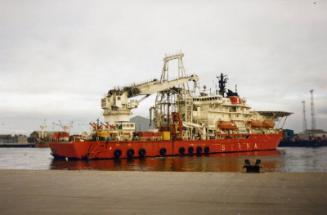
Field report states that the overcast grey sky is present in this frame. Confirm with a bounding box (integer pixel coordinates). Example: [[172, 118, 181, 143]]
[[0, 0, 326, 134]]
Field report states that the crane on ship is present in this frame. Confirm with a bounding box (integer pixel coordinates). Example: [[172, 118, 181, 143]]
[[101, 53, 199, 125]]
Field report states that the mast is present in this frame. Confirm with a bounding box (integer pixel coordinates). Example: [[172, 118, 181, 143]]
[[217, 73, 227, 97], [310, 89, 316, 131], [302, 101, 307, 134]]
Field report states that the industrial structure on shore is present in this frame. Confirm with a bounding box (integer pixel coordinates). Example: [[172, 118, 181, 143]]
[[280, 89, 327, 147]]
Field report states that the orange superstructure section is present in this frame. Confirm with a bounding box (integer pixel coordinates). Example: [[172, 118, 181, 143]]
[[229, 96, 240, 104]]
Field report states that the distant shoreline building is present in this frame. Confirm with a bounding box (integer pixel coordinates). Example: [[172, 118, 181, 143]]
[[297, 129, 327, 140], [0, 134, 28, 144]]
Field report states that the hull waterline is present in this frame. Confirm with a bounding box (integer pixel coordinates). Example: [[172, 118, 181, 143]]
[[50, 133, 282, 160]]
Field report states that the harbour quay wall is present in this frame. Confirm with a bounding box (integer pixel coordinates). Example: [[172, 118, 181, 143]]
[[0, 170, 326, 214]]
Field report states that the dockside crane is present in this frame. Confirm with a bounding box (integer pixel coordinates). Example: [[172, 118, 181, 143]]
[[302, 101, 308, 134], [310, 89, 316, 131], [52, 121, 74, 133]]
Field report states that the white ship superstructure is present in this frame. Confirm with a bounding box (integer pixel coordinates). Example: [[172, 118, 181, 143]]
[[97, 52, 289, 141]]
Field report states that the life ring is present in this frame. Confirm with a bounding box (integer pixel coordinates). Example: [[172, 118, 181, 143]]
[[127, 149, 134, 159], [204, 146, 210, 154], [188, 147, 194, 155], [159, 148, 167, 156], [179, 147, 185, 155], [138, 148, 146, 158], [114, 149, 122, 159], [196, 146, 202, 155]]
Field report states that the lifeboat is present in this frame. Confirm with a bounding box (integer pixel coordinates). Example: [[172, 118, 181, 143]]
[[262, 120, 275, 128], [248, 120, 263, 128], [217, 121, 237, 130]]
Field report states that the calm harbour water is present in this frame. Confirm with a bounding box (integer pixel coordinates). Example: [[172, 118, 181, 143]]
[[0, 147, 327, 172]]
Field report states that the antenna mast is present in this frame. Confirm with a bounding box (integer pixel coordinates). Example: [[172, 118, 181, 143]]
[[310, 89, 316, 130], [302, 101, 307, 134], [217, 73, 228, 97]]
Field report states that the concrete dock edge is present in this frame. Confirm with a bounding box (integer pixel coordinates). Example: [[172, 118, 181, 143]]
[[0, 170, 327, 214]]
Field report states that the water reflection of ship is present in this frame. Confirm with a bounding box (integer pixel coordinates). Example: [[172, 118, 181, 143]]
[[50, 150, 281, 172]]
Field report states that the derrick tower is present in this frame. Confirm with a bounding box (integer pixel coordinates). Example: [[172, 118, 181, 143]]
[[153, 53, 196, 129]]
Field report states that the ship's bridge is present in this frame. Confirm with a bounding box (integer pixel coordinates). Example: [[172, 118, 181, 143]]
[[193, 95, 223, 102]]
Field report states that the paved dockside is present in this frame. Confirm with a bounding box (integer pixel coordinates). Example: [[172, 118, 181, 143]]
[[0, 170, 326, 214]]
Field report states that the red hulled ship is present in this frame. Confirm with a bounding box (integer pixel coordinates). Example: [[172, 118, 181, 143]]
[[50, 53, 291, 159]]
